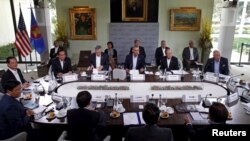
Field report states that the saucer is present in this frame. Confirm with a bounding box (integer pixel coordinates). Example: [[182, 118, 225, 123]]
[[46, 112, 56, 120], [165, 107, 174, 114], [56, 112, 67, 119], [110, 111, 120, 118], [160, 112, 169, 119]]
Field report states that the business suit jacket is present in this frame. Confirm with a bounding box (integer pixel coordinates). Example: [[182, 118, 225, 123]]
[[49, 47, 63, 59], [67, 108, 106, 141], [124, 54, 145, 70], [1, 69, 26, 88], [125, 125, 174, 141], [160, 56, 179, 71], [155, 47, 170, 66], [0, 95, 31, 140], [51, 57, 72, 76], [204, 57, 229, 75], [129, 46, 146, 59], [182, 47, 199, 61], [104, 48, 117, 59], [90, 53, 109, 71]]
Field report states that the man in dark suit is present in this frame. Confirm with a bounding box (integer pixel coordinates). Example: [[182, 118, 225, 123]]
[[90, 45, 109, 71], [1, 57, 29, 89], [185, 102, 229, 141], [125, 46, 145, 73], [0, 80, 34, 140], [129, 39, 146, 59], [67, 91, 107, 141], [125, 103, 174, 141], [182, 40, 199, 71], [160, 48, 179, 72], [155, 40, 170, 67], [52, 50, 72, 77], [48, 40, 63, 68], [204, 50, 229, 75]]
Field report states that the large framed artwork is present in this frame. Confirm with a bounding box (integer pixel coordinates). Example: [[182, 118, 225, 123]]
[[170, 7, 201, 31], [69, 7, 96, 40], [122, 0, 148, 21]]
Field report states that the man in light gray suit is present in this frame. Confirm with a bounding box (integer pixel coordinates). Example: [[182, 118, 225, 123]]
[[125, 103, 174, 141], [182, 40, 199, 71]]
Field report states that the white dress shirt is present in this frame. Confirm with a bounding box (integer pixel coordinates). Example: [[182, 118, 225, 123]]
[[60, 60, 64, 69], [55, 47, 58, 54], [96, 55, 101, 68], [189, 47, 194, 60], [8, 68, 22, 83], [162, 48, 166, 56], [167, 58, 171, 68], [132, 56, 138, 70]]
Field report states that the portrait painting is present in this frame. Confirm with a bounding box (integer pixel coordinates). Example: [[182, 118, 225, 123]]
[[170, 8, 201, 31], [122, 0, 148, 21], [69, 7, 96, 40]]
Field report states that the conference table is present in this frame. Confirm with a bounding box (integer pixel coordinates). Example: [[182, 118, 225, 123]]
[[29, 72, 250, 141]]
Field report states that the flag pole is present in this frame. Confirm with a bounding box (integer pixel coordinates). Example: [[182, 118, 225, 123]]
[[24, 57, 28, 73]]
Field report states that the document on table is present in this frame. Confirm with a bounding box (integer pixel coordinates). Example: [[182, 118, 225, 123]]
[[190, 112, 204, 121], [138, 112, 145, 124], [123, 112, 139, 125]]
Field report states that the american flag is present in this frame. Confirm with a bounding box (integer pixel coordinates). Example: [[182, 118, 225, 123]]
[[15, 8, 32, 57]]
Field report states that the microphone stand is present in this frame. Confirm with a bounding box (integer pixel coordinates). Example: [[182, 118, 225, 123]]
[[202, 93, 212, 108]]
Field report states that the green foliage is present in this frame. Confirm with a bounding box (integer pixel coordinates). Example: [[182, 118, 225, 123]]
[[233, 38, 250, 54], [0, 43, 18, 60], [54, 18, 69, 50], [199, 18, 213, 49]]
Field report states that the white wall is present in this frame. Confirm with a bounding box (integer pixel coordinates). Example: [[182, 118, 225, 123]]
[[56, 0, 214, 62]]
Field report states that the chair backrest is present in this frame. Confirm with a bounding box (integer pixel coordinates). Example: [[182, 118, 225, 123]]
[[78, 51, 91, 67], [0, 132, 27, 141], [178, 59, 183, 70]]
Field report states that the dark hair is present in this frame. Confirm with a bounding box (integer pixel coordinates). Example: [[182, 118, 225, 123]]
[[209, 102, 228, 123], [6, 56, 16, 63], [134, 39, 140, 43], [107, 41, 114, 48], [142, 103, 160, 125], [3, 80, 21, 93], [76, 91, 92, 108], [58, 49, 65, 55]]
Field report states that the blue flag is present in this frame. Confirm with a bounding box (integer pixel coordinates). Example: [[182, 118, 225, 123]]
[[30, 9, 46, 54]]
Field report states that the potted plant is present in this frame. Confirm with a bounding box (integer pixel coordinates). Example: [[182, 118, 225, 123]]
[[54, 18, 69, 51], [199, 18, 213, 64]]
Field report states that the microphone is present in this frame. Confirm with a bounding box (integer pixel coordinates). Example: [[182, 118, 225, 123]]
[[202, 93, 212, 108]]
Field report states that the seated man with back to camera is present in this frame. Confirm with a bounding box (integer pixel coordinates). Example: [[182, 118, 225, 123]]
[[1, 56, 30, 89], [51, 49, 72, 77], [204, 50, 229, 75], [125, 103, 174, 141], [90, 45, 109, 71], [124, 46, 145, 73], [160, 48, 179, 72], [67, 91, 107, 141], [182, 40, 199, 71], [185, 102, 230, 141]]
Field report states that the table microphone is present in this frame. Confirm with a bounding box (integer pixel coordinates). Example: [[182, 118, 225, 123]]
[[228, 73, 244, 81], [202, 93, 212, 107]]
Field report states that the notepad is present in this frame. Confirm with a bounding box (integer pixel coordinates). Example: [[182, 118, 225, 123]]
[[190, 112, 204, 121], [123, 112, 139, 125]]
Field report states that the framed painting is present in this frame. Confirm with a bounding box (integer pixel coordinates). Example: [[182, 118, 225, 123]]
[[122, 0, 148, 22], [69, 7, 96, 40], [170, 7, 201, 31]]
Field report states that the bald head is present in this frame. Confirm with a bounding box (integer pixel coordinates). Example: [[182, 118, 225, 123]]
[[189, 40, 194, 48], [213, 50, 221, 62]]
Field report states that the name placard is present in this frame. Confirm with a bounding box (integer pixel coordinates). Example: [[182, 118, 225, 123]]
[[91, 74, 106, 81], [131, 74, 145, 81], [63, 74, 78, 83], [182, 94, 201, 103], [92, 95, 105, 102], [226, 92, 239, 104], [130, 95, 148, 103], [204, 74, 218, 83], [166, 75, 181, 81]]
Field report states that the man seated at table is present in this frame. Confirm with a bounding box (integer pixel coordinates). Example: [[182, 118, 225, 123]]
[[124, 46, 145, 73], [129, 39, 146, 59], [0, 80, 34, 140], [51, 49, 72, 77], [204, 50, 229, 75], [155, 40, 170, 67], [90, 45, 109, 71], [67, 91, 107, 141], [160, 48, 179, 72], [182, 40, 199, 71], [125, 103, 174, 141], [1, 56, 30, 89], [185, 102, 229, 141], [48, 40, 63, 68]]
